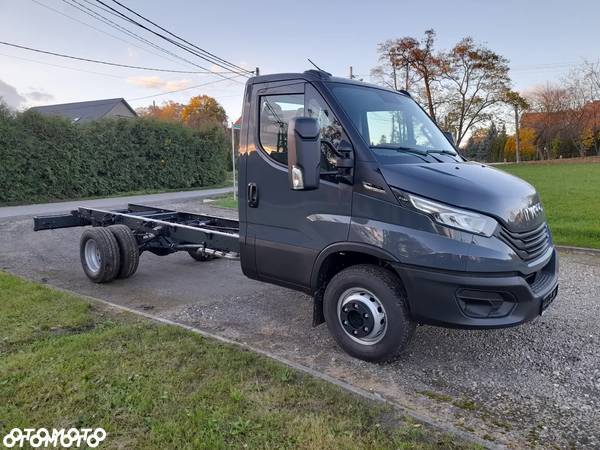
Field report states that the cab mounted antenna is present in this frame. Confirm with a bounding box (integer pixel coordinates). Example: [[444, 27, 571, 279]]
[[307, 58, 323, 71], [307, 59, 332, 76]]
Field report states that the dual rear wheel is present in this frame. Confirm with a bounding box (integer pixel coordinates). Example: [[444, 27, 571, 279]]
[[80, 225, 139, 283]]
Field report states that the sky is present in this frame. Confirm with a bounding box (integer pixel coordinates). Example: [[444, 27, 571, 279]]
[[1, 0, 599, 122]]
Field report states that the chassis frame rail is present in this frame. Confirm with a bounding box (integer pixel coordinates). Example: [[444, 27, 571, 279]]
[[34, 203, 240, 257]]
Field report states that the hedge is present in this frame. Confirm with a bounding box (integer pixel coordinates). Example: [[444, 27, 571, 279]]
[[0, 107, 227, 204]]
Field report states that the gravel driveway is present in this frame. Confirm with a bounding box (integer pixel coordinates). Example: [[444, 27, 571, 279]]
[[1, 198, 598, 449]]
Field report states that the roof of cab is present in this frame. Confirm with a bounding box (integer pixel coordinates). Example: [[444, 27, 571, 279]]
[[247, 70, 409, 96]]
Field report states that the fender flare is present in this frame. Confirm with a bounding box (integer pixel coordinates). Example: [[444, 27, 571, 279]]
[[309, 241, 400, 292]]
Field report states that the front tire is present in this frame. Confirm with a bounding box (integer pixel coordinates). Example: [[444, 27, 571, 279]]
[[323, 264, 415, 362]]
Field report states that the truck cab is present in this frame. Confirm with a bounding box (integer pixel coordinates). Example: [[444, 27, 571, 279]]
[[238, 70, 559, 361]]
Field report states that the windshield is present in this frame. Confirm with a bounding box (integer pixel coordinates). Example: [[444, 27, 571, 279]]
[[329, 83, 458, 163]]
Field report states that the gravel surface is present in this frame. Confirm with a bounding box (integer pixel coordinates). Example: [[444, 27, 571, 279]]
[[1, 198, 598, 449]]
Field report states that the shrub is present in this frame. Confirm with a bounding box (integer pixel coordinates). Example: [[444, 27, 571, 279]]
[[0, 112, 226, 204]]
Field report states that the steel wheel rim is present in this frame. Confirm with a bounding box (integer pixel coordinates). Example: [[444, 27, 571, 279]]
[[337, 287, 387, 345], [84, 239, 101, 274]]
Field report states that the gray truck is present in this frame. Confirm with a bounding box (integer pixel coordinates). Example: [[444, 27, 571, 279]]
[[34, 70, 559, 362]]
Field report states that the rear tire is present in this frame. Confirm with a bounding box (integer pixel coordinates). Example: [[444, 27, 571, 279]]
[[80, 227, 121, 283], [108, 225, 140, 279], [323, 264, 415, 362]]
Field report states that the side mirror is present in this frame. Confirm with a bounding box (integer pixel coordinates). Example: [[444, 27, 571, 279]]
[[443, 131, 455, 146], [287, 117, 320, 190]]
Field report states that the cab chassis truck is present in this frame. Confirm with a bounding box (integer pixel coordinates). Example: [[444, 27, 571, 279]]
[[34, 70, 559, 362]]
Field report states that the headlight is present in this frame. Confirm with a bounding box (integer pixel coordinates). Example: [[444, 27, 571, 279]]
[[395, 190, 498, 237]]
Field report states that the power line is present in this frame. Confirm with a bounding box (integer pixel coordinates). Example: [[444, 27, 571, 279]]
[[97, 0, 251, 76], [0, 51, 123, 79], [0, 41, 235, 74], [128, 74, 244, 101], [30, 0, 190, 69], [106, 0, 253, 75], [60, 0, 221, 74], [93, 0, 251, 78]]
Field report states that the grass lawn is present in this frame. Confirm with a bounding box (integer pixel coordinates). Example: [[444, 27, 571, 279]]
[[499, 163, 600, 249], [0, 272, 475, 449], [211, 193, 238, 209]]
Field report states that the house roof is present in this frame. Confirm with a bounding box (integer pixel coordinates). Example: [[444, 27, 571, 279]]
[[28, 98, 137, 123]]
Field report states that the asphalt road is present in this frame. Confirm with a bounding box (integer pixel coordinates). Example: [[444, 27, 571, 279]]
[[1, 197, 598, 449]]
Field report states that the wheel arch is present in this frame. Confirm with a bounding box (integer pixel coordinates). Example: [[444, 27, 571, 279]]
[[310, 242, 405, 326]]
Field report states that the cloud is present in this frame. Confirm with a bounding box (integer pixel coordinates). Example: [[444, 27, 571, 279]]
[[127, 76, 191, 91], [25, 90, 54, 102], [0, 79, 26, 109]]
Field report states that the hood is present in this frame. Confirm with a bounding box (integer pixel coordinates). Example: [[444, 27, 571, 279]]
[[380, 162, 544, 232]]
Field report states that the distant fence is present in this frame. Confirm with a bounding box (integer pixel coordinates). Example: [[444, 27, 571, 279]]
[[488, 156, 600, 166]]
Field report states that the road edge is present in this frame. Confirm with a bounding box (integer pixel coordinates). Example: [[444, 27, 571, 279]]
[[556, 245, 600, 255]]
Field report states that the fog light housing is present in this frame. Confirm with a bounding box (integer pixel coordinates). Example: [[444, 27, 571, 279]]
[[456, 290, 516, 318]]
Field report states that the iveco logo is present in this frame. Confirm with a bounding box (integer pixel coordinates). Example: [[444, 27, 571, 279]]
[[521, 203, 543, 221]]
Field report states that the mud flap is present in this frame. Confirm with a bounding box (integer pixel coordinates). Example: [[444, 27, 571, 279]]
[[312, 289, 325, 326]]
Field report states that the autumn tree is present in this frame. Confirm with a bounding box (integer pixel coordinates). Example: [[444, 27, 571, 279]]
[[504, 91, 529, 163], [371, 30, 442, 120], [504, 128, 537, 161], [137, 100, 183, 122], [370, 40, 420, 92], [181, 95, 227, 130], [439, 38, 510, 147], [565, 62, 600, 155], [371, 32, 511, 147], [524, 84, 571, 158]]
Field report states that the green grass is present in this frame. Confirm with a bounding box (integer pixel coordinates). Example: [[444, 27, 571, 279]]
[[499, 163, 600, 248], [0, 273, 474, 449], [211, 193, 238, 209]]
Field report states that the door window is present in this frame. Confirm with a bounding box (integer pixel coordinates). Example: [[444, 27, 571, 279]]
[[306, 85, 350, 176], [259, 94, 304, 165]]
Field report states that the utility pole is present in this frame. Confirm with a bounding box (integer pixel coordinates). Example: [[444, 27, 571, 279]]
[[514, 104, 521, 164], [231, 122, 237, 201], [349, 66, 354, 79]]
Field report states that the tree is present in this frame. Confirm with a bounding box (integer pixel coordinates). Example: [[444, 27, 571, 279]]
[[463, 127, 487, 160], [370, 40, 419, 92], [181, 95, 227, 130], [524, 84, 572, 158], [491, 124, 508, 162], [371, 33, 512, 147], [137, 100, 183, 122], [504, 128, 536, 161], [504, 91, 529, 163], [439, 37, 511, 147], [371, 30, 442, 120]]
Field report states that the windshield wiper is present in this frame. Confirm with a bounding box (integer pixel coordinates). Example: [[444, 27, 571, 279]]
[[427, 149, 457, 156], [369, 145, 428, 156]]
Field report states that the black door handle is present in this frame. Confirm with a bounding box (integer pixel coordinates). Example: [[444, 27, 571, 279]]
[[247, 183, 258, 208]]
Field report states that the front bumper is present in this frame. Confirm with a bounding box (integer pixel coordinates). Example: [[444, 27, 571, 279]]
[[391, 249, 559, 329]]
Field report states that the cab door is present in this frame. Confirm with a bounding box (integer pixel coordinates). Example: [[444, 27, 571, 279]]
[[245, 81, 353, 290]]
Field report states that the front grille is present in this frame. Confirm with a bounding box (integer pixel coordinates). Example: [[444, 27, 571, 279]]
[[499, 222, 551, 261]]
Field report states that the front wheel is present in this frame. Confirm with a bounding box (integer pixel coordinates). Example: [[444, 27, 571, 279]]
[[323, 264, 415, 362]]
